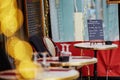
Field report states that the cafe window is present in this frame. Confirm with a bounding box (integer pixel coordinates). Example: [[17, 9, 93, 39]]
[[49, 0, 119, 42]]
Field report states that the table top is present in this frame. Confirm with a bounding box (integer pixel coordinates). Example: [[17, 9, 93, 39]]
[[38, 56, 97, 67], [74, 42, 118, 50], [0, 68, 79, 80]]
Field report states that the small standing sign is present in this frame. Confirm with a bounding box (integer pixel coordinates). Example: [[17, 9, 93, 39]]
[[88, 20, 104, 41]]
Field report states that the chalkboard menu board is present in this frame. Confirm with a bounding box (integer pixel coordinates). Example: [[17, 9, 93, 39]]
[[88, 20, 104, 40], [26, 0, 42, 37]]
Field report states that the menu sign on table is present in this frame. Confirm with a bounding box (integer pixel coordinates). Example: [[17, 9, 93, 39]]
[[88, 20, 104, 40]]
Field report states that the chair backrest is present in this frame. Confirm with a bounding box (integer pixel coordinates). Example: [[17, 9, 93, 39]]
[[28, 35, 52, 57], [43, 37, 59, 57]]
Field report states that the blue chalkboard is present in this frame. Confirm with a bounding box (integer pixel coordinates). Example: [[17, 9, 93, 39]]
[[88, 20, 104, 40]]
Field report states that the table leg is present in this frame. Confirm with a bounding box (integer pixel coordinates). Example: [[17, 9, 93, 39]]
[[75, 67, 82, 80], [80, 68, 82, 80], [94, 50, 97, 80]]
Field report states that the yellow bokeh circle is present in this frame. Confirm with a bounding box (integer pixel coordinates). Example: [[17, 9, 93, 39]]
[[6, 37, 33, 61], [0, 0, 20, 37], [1, 15, 18, 37], [0, 1, 17, 20], [6, 36, 20, 58], [14, 41, 33, 61], [17, 60, 38, 79], [0, 0, 12, 10]]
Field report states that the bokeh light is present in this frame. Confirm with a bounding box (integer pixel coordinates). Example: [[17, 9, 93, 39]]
[[6, 36, 20, 58], [1, 15, 18, 37], [0, 0, 22, 37], [14, 40, 33, 61], [17, 60, 40, 79], [6, 37, 33, 61], [0, 0, 12, 10], [1, 0, 43, 79]]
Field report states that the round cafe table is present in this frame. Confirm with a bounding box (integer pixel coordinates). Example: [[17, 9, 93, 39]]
[[38, 56, 97, 80], [49, 56, 97, 67], [0, 68, 79, 80], [74, 42, 118, 80], [38, 56, 97, 67]]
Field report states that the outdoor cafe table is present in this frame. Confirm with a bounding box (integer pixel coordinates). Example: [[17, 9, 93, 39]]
[[37, 56, 97, 67], [38, 56, 97, 80], [74, 42, 118, 80], [0, 68, 79, 80]]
